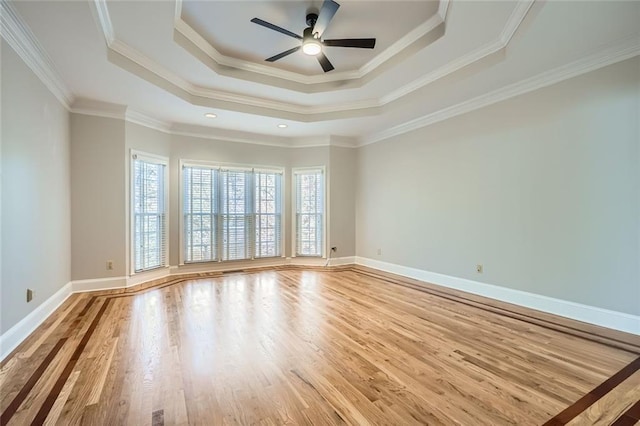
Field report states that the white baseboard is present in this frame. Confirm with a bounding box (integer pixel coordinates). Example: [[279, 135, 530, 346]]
[[286, 256, 327, 266], [170, 256, 355, 276], [3, 259, 637, 362], [72, 269, 171, 292], [0, 281, 73, 360], [171, 258, 286, 274], [128, 266, 170, 287], [72, 257, 352, 294], [328, 256, 356, 266], [71, 276, 127, 293], [355, 257, 640, 336]]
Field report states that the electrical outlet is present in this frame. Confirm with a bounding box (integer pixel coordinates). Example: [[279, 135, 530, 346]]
[[107, 260, 114, 270], [476, 264, 483, 273], [331, 247, 337, 252], [26, 289, 34, 303], [377, 248, 382, 255]]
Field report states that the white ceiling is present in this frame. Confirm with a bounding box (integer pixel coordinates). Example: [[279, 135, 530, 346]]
[[4, 0, 640, 146]]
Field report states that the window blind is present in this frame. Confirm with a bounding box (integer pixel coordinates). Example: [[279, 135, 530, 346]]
[[183, 166, 217, 262], [254, 171, 282, 258], [220, 168, 252, 261], [133, 156, 167, 272], [182, 165, 283, 263], [294, 169, 324, 257]]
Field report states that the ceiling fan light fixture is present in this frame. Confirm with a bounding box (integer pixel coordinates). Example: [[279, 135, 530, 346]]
[[251, 0, 374, 72], [302, 38, 322, 56]]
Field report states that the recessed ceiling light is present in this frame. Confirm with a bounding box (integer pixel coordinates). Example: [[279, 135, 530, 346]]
[[204, 113, 217, 119], [277, 124, 288, 128]]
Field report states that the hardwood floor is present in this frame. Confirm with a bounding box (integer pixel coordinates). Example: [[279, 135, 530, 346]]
[[1, 268, 639, 425]]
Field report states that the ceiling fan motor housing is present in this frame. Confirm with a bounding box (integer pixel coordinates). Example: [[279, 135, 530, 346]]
[[306, 13, 319, 29]]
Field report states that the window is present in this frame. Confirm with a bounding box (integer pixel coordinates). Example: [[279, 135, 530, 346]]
[[255, 171, 282, 258], [132, 153, 167, 272], [294, 168, 324, 257], [183, 166, 217, 262], [182, 164, 283, 263], [220, 168, 252, 261]]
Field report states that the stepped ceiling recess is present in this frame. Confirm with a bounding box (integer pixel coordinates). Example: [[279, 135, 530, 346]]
[[2, 0, 639, 146]]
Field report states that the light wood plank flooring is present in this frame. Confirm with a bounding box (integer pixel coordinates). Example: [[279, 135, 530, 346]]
[[1, 268, 639, 425]]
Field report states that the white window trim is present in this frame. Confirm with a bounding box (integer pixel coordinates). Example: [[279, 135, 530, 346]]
[[254, 167, 286, 261], [130, 150, 169, 276], [178, 159, 285, 266], [292, 166, 327, 259]]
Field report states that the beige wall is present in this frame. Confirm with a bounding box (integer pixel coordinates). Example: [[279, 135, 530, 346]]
[[1, 41, 71, 333], [329, 146, 356, 257], [126, 121, 171, 156], [355, 57, 640, 315], [70, 114, 126, 280]]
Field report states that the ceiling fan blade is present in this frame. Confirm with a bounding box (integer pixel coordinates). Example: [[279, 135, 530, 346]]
[[251, 18, 302, 40], [265, 46, 301, 62], [312, 0, 340, 37], [316, 52, 335, 72], [323, 38, 376, 49]]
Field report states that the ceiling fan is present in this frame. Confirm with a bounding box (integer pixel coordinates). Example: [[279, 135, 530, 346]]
[[250, 0, 376, 72]]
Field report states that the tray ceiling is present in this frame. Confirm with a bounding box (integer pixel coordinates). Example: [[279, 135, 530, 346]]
[[3, 0, 639, 146]]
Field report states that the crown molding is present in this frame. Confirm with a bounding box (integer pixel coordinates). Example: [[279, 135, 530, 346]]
[[13, 0, 632, 152], [126, 109, 172, 132], [67, 35, 639, 150], [69, 17, 640, 151], [191, 83, 329, 114], [109, 39, 192, 93], [69, 100, 173, 135], [70, 98, 127, 120], [93, 0, 114, 45], [169, 125, 295, 148], [67, 100, 350, 148], [167, 124, 357, 148], [173, 17, 360, 85], [283, 135, 357, 148], [381, 0, 534, 105], [69, 101, 297, 147], [91, 0, 534, 122], [172, 0, 449, 87], [0, 0, 74, 108], [289, 135, 331, 148], [499, 0, 534, 46], [106, 36, 383, 121], [360, 36, 640, 146], [107, 35, 372, 118], [359, 0, 449, 77], [381, 38, 505, 105], [328, 135, 359, 149]]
